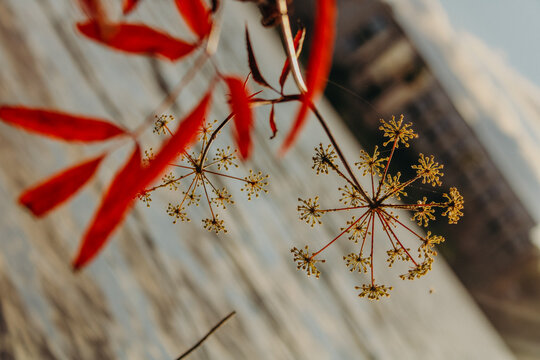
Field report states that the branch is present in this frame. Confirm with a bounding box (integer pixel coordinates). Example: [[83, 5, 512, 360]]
[[176, 310, 236, 360]]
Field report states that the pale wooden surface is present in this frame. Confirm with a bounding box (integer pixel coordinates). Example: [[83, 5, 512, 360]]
[[0, 0, 515, 359]]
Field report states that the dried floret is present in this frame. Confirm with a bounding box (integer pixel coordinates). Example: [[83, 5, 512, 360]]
[[379, 114, 418, 148], [411, 197, 435, 227], [355, 146, 387, 176], [153, 114, 174, 135], [412, 153, 443, 186], [339, 184, 365, 206], [167, 203, 189, 224], [341, 216, 367, 243], [213, 187, 234, 209], [355, 283, 393, 300], [400, 257, 433, 280], [442, 187, 464, 224], [297, 197, 323, 227], [241, 170, 269, 200], [383, 172, 407, 200], [386, 247, 410, 267], [162, 172, 180, 191], [213, 146, 238, 171], [312, 144, 337, 175], [291, 246, 325, 278], [343, 252, 370, 273], [203, 215, 227, 234], [138, 191, 152, 207]]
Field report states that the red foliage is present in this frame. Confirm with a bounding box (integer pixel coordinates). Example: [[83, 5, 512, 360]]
[[19, 156, 105, 217], [122, 0, 141, 14], [269, 104, 277, 139], [174, 0, 212, 39], [245, 27, 272, 90], [72, 147, 141, 270], [279, 27, 306, 91], [225, 77, 253, 159], [281, 0, 336, 153], [77, 20, 197, 61], [78, 0, 107, 21], [73, 92, 212, 269], [0, 106, 126, 142]]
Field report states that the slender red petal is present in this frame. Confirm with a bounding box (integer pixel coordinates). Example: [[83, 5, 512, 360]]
[[225, 77, 253, 159], [304, 0, 336, 96], [72, 146, 142, 270], [77, 0, 109, 37], [245, 27, 272, 89], [122, 0, 141, 14], [281, 0, 336, 153], [73, 92, 211, 270], [19, 155, 104, 217], [0, 106, 126, 142], [269, 104, 277, 139], [76, 20, 197, 61], [279, 27, 306, 91], [140, 92, 211, 183], [174, 0, 212, 39], [78, 0, 106, 21]]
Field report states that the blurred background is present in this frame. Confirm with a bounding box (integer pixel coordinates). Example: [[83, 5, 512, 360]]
[[0, 0, 538, 359]]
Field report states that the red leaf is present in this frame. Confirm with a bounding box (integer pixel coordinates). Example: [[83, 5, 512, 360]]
[[78, 0, 106, 21], [245, 26, 272, 89], [279, 27, 306, 91], [225, 77, 253, 159], [140, 92, 211, 183], [72, 146, 141, 270], [281, 0, 336, 153], [77, 0, 109, 36], [0, 106, 127, 142], [174, 0, 212, 39], [122, 0, 141, 14], [73, 93, 212, 270], [19, 155, 104, 217], [269, 104, 277, 139], [77, 20, 197, 61]]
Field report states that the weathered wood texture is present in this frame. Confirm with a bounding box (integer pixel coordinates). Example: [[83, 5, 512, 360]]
[[0, 0, 514, 359]]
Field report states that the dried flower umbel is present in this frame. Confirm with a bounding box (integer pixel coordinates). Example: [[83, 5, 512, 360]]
[[292, 115, 464, 300], [141, 116, 268, 233]]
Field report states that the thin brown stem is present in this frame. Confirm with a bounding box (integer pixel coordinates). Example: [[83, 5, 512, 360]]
[[360, 212, 374, 255], [370, 209, 375, 285], [328, 162, 358, 193], [201, 175, 215, 219], [376, 137, 398, 198], [179, 176, 198, 209], [378, 174, 421, 203], [311, 210, 370, 259], [203, 169, 247, 182], [169, 164, 195, 171], [375, 210, 396, 250], [145, 171, 195, 192], [309, 103, 372, 205], [201, 113, 234, 164], [382, 203, 446, 209], [176, 311, 236, 360], [277, 0, 307, 93], [319, 205, 369, 213], [377, 210, 418, 266]]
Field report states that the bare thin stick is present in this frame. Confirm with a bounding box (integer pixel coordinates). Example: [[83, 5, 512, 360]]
[[277, 0, 307, 93], [176, 311, 236, 360]]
